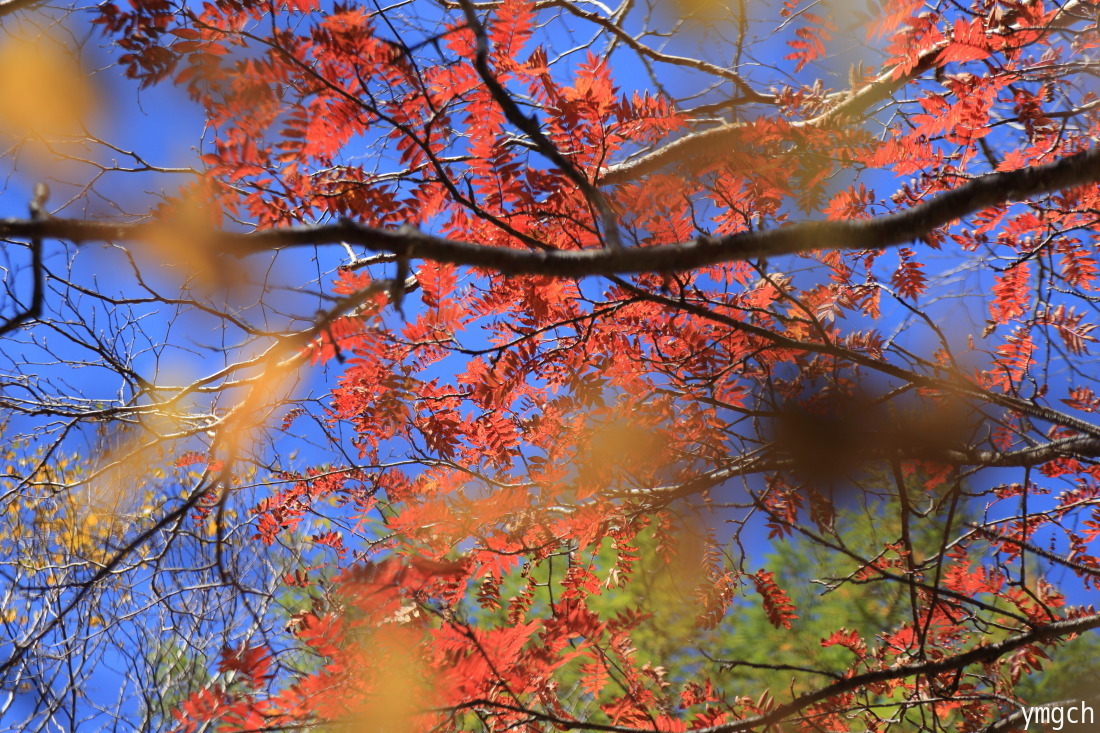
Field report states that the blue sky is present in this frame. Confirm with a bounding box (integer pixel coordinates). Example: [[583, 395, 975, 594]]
[[0, 0, 1098, 728]]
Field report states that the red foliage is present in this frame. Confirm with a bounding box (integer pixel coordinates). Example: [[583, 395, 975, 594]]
[[95, 0, 1100, 728]]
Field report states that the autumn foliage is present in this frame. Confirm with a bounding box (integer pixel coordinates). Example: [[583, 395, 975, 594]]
[[1, 0, 1100, 729]]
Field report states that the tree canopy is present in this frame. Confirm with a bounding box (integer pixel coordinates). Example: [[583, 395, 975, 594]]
[[1, 0, 1100, 729]]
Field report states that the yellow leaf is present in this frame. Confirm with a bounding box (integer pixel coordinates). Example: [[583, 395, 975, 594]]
[[0, 37, 96, 140]]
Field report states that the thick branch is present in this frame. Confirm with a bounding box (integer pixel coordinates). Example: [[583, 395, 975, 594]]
[[598, 0, 1090, 185], [645, 433, 1100, 505], [0, 0, 44, 16], [465, 612, 1100, 732], [458, 0, 623, 249], [698, 612, 1100, 733], [0, 184, 49, 338], [2, 146, 1098, 278], [598, 55, 934, 185]]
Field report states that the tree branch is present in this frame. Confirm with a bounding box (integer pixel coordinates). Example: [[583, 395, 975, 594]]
[[598, 0, 1091, 185], [461, 612, 1100, 733], [0, 184, 49, 338], [2, 146, 1097, 279], [697, 612, 1100, 733], [0, 0, 45, 17]]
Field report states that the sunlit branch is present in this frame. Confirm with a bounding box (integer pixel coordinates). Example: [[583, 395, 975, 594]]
[[458, 612, 1100, 733], [698, 612, 1100, 733], [598, 0, 1092, 185]]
